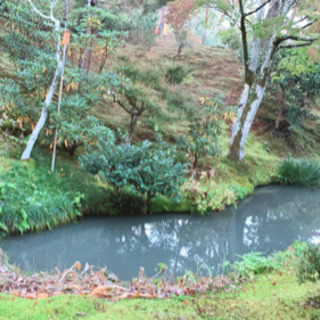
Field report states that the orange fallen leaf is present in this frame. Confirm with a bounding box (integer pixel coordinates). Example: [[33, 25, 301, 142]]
[[11, 290, 20, 297], [37, 293, 49, 299], [74, 261, 81, 271]]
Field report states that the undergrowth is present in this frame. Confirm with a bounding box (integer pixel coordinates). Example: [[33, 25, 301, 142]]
[[278, 157, 320, 188]]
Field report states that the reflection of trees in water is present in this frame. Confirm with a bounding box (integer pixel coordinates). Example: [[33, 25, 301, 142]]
[[2, 186, 320, 278]]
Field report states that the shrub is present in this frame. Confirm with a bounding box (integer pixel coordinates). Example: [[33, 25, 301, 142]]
[[0, 162, 83, 236], [278, 158, 320, 188], [81, 133, 188, 213], [165, 65, 191, 84], [128, 9, 158, 48], [178, 91, 234, 170], [296, 243, 320, 284], [217, 27, 241, 50]]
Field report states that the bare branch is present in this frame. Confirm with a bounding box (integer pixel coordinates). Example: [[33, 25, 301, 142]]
[[208, 4, 240, 29], [244, 0, 272, 18], [301, 19, 317, 30], [26, 0, 60, 31], [292, 16, 308, 25], [26, 0, 51, 20], [279, 42, 314, 49], [275, 35, 315, 45], [113, 95, 132, 115]]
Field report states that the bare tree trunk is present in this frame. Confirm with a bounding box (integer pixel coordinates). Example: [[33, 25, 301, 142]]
[[79, 0, 96, 72], [227, 0, 312, 161], [202, 4, 209, 45], [228, 36, 276, 161], [125, 114, 139, 145], [21, 63, 63, 160], [275, 87, 284, 129], [21, 0, 61, 160]]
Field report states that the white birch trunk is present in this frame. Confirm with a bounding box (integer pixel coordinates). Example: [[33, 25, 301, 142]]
[[21, 0, 61, 160], [21, 61, 63, 160], [229, 36, 276, 161], [238, 84, 267, 160]]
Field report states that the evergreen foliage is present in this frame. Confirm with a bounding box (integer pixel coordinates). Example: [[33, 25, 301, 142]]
[[81, 131, 187, 213]]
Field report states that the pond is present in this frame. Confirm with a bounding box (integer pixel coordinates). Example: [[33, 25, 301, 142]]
[[1, 185, 320, 280]]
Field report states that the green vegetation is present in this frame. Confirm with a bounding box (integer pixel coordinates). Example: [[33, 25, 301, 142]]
[[296, 242, 320, 284], [1, 243, 320, 319], [81, 131, 187, 213], [278, 158, 320, 188], [0, 0, 319, 317], [165, 64, 191, 84]]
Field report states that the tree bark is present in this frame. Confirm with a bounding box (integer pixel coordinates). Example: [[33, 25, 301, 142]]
[[21, 0, 62, 160], [21, 61, 63, 160], [228, 36, 276, 161], [125, 114, 139, 145], [227, 0, 287, 161], [202, 4, 209, 45]]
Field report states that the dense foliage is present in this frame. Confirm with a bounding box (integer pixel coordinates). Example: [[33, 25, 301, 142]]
[[278, 158, 320, 188], [267, 50, 320, 132], [0, 162, 83, 236], [81, 130, 187, 213], [296, 243, 320, 284]]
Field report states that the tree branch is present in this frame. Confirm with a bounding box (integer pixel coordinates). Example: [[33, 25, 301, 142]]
[[244, 0, 272, 17], [26, 0, 51, 20], [279, 42, 315, 49], [275, 35, 315, 46], [208, 4, 240, 29], [239, 0, 250, 81], [301, 19, 317, 30], [113, 95, 132, 115]]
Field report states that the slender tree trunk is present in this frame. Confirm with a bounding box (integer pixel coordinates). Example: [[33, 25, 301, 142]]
[[79, 0, 96, 72], [21, 0, 62, 160], [125, 114, 139, 145], [21, 60, 62, 160], [202, 4, 209, 45], [275, 87, 284, 130]]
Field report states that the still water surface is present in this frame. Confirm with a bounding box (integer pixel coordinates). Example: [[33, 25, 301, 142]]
[[1, 185, 320, 279]]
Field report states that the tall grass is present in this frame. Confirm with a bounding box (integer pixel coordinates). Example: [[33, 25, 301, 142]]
[[0, 161, 83, 235], [278, 158, 320, 188]]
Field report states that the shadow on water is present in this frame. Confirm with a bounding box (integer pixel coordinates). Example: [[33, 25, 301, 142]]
[[1, 185, 320, 279]]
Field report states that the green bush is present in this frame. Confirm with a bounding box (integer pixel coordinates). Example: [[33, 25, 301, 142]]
[[278, 158, 320, 188], [296, 243, 320, 284], [0, 162, 83, 236], [217, 27, 241, 50], [81, 132, 187, 213], [165, 65, 191, 84]]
